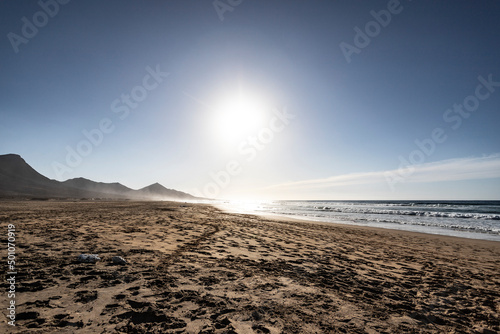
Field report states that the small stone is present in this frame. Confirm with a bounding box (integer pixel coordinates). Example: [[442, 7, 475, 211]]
[[77, 254, 100, 263], [112, 256, 127, 265]]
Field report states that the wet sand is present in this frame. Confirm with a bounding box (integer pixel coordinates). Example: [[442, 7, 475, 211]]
[[0, 200, 499, 333]]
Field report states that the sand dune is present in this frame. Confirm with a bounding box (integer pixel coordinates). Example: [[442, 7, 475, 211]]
[[0, 200, 499, 333]]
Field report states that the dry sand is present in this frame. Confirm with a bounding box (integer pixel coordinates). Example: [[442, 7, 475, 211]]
[[0, 200, 499, 333]]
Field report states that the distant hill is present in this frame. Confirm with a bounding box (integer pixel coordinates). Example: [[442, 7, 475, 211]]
[[62, 178, 133, 196], [0, 154, 199, 200], [135, 183, 196, 200]]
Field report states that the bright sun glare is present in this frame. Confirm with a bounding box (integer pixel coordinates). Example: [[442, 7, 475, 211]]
[[212, 91, 267, 143]]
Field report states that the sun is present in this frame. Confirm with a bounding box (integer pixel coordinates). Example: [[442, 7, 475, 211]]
[[212, 91, 267, 143]]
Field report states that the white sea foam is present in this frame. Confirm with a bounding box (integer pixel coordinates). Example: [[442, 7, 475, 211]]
[[222, 200, 500, 241]]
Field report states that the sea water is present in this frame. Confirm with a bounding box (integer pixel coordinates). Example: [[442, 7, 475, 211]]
[[220, 200, 500, 241]]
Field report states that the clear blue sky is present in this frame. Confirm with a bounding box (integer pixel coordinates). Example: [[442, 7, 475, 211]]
[[1, 0, 499, 200]]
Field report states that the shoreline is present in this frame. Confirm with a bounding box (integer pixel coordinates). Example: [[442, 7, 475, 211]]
[[260, 211, 500, 246], [1, 200, 499, 333], [215, 202, 500, 243]]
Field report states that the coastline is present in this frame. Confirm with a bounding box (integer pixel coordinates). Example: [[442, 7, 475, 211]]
[[251, 211, 500, 248], [215, 201, 500, 242], [1, 200, 499, 333]]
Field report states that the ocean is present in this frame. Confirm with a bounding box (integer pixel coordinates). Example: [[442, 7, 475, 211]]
[[219, 200, 500, 241]]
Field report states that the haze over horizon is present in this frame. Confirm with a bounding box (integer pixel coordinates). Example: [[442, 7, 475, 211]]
[[1, 0, 499, 200]]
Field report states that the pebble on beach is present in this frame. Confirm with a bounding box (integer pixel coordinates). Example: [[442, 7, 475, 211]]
[[77, 254, 101, 263], [112, 256, 127, 265]]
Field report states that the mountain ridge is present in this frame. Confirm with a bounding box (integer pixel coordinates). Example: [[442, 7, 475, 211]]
[[0, 154, 199, 200]]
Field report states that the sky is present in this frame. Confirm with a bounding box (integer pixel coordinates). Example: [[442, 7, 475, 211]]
[[1, 0, 499, 200]]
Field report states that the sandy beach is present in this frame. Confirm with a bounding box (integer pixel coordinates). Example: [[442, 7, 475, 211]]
[[1, 200, 499, 333]]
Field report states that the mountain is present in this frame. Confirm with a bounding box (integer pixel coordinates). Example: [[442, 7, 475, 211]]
[[0, 154, 55, 196], [135, 183, 196, 200], [62, 178, 133, 196], [0, 154, 94, 198], [0, 154, 199, 200]]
